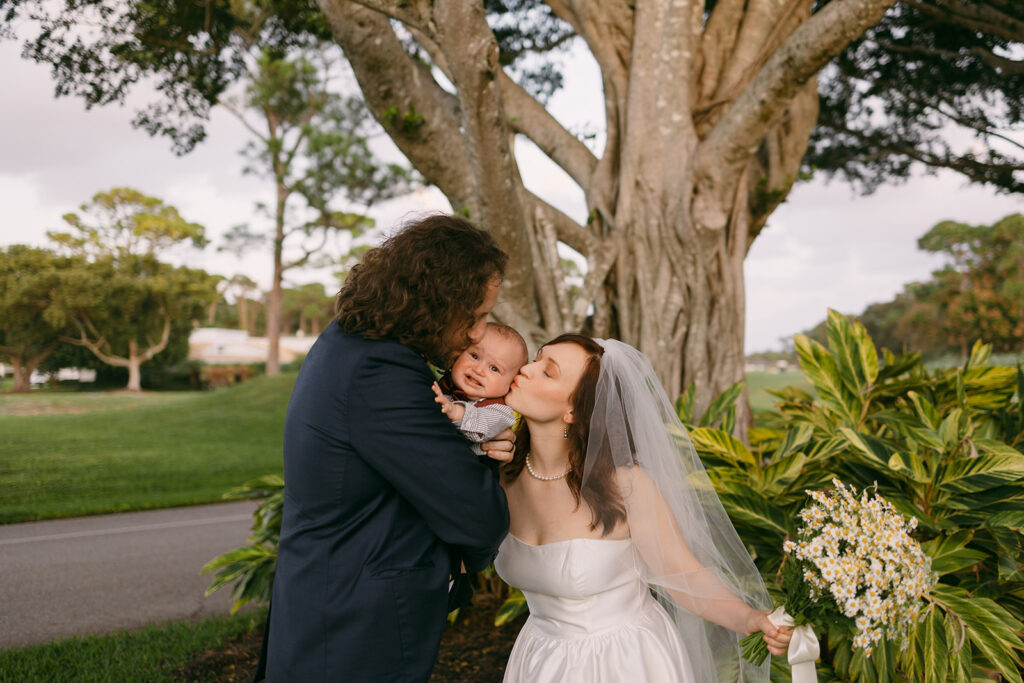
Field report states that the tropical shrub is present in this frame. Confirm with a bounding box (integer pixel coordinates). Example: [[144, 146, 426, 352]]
[[686, 310, 1024, 682], [202, 475, 282, 614]]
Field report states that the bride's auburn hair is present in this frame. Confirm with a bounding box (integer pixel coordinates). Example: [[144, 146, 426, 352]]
[[504, 333, 627, 535]]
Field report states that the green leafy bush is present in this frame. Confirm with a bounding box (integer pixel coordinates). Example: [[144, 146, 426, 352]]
[[688, 310, 1024, 682], [202, 475, 282, 614]]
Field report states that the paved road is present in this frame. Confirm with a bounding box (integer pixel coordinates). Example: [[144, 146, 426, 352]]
[[0, 500, 261, 649]]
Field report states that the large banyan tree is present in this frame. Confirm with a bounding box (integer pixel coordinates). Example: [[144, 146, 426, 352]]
[[3, 0, 1021, 422]]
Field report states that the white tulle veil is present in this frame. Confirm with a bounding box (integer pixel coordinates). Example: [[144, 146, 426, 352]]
[[582, 339, 771, 682]]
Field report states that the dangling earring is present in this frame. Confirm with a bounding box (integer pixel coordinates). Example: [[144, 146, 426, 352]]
[[563, 425, 569, 439]]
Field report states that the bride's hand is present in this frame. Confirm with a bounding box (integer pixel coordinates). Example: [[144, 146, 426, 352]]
[[481, 427, 516, 463], [749, 610, 792, 656]]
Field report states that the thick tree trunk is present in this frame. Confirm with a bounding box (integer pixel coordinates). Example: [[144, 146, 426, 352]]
[[4, 342, 60, 393], [127, 362, 143, 391], [11, 362, 32, 393], [322, 0, 896, 436], [598, 182, 751, 430], [126, 340, 143, 391]]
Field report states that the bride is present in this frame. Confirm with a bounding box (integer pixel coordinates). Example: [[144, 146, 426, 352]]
[[496, 334, 792, 682]]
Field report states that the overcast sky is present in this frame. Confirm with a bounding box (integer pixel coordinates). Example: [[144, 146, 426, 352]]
[[1, 39, 1021, 353]]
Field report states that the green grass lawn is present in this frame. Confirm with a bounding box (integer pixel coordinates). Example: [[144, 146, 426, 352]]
[[0, 609, 265, 683], [746, 370, 812, 414], [0, 374, 295, 524], [0, 387, 195, 416]]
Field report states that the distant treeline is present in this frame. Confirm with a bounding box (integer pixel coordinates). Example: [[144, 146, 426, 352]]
[[804, 213, 1024, 361]]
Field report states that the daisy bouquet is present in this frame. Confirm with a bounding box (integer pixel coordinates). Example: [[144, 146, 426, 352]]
[[742, 479, 936, 676]]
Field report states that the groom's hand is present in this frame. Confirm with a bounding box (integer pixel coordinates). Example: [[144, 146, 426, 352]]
[[481, 427, 515, 463]]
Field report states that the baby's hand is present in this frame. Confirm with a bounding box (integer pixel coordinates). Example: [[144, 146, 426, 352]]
[[432, 382, 464, 421], [432, 382, 453, 413]]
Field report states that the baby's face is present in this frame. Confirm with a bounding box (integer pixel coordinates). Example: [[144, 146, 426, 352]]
[[450, 331, 523, 401]]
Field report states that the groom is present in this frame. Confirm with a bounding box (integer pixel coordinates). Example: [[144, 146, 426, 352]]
[[262, 214, 512, 682]]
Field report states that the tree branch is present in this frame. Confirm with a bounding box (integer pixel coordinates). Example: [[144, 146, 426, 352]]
[[342, 0, 428, 32], [30, 341, 60, 368], [907, 0, 1024, 44], [547, 0, 634, 214], [500, 71, 598, 191], [139, 314, 172, 362], [876, 37, 1024, 78], [701, 0, 897, 175], [283, 227, 332, 271], [317, 0, 477, 211], [524, 191, 595, 256], [539, 213, 572, 325], [696, 0, 747, 104], [522, 204, 565, 334], [711, 0, 809, 104], [430, 0, 535, 306], [281, 115, 315, 173], [403, 24, 455, 83], [522, 191, 617, 331], [219, 99, 269, 141], [695, 0, 813, 127], [892, 86, 1024, 153], [64, 317, 130, 368], [877, 138, 1023, 190]]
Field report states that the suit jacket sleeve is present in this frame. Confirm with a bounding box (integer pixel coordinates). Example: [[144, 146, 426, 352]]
[[348, 344, 509, 571]]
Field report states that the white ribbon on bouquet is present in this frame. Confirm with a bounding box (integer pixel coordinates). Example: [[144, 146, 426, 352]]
[[768, 606, 819, 683]]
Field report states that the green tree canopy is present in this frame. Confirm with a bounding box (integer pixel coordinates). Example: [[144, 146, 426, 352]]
[[220, 274, 262, 333], [50, 187, 209, 259], [810, 1, 1024, 194], [804, 213, 1024, 359], [49, 255, 221, 391], [281, 282, 333, 337], [0, 245, 73, 392], [48, 188, 220, 390], [916, 213, 1024, 355]]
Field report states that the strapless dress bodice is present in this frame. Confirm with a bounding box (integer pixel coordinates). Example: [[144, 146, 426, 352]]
[[494, 534, 696, 682]]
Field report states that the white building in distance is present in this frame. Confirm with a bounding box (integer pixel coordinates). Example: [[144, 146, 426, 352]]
[[188, 328, 316, 365]]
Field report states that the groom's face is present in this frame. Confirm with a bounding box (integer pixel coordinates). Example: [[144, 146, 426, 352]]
[[443, 277, 501, 364]]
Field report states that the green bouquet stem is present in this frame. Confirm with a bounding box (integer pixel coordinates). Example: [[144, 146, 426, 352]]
[[740, 631, 771, 666]]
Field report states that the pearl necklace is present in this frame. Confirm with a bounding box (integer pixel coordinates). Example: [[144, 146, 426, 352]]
[[525, 454, 570, 481]]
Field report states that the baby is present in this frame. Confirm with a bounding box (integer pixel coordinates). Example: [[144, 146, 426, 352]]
[[432, 322, 528, 456]]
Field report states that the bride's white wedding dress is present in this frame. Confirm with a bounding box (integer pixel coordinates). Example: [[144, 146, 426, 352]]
[[494, 533, 697, 683]]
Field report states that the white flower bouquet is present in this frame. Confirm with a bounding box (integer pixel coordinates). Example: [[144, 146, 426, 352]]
[[742, 479, 937, 675]]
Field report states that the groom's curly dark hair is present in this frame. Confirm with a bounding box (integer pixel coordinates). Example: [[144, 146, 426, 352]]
[[335, 213, 507, 368]]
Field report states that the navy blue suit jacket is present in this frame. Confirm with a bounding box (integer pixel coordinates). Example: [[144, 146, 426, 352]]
[[265, 326, 509, 682]]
